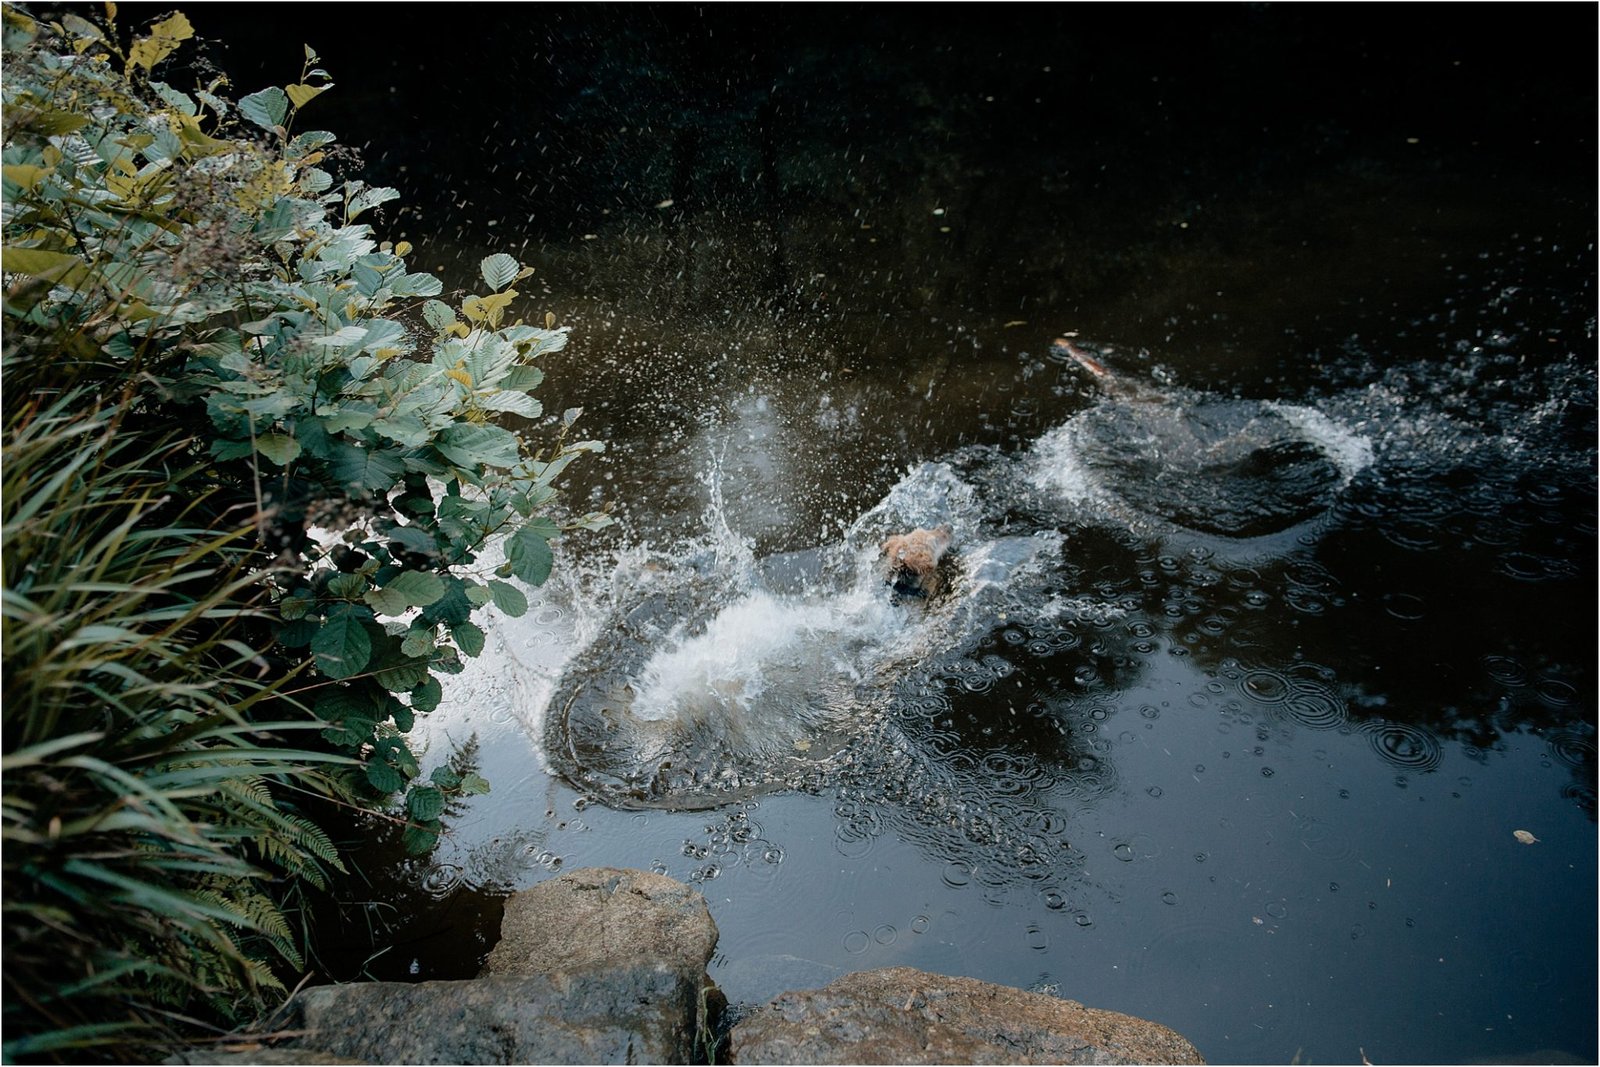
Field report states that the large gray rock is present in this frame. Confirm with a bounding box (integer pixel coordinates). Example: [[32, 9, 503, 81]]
[[483, 866, 718, 980], [270, 967, 705, 1064], [729, 966, 1205, 1065]]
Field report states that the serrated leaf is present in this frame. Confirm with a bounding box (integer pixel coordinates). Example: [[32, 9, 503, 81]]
[[393, 272, 443, 297], [279, 592, 315, 621], [238, 87, 289, 132], [506, 525, 554, 587], [436, 423, 520, 470], [331, 442, 406, 492], [420, 296, 457, 329], [388, 524, 438, 553], [459, 772, 491, 796], [477, 391, 542, 418], [363, 570, 446, 616], [400, 628, 436, 658], [418, 578, 474, 627], [411, 676, 443, 713], [451, 620, 486, 657], [275, 618, 320, 647], [429, 766, 462, 790], [462, 289, 517, 328], [366, 759, 403, 793], [406, 786, 446, 822], [479, 253, 520, 292], [486, 580, 529, 617], [391, 701, 415, 733], [347, 184, 400, 221], [312, 608, 372, 679], [374, 655, 430, 693], [326, 572, 367, 599]]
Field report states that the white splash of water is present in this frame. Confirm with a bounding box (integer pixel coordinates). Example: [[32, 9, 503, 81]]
[[1265, 402, 1375, 483], [1026, 421, 1108, 504]]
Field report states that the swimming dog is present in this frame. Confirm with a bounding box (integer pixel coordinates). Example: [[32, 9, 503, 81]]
[[882, 524, 954, 599]]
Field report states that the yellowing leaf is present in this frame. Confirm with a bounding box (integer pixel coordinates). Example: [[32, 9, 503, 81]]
[[1, 165, 50, 191], [1, 246, 86, 284], [128, 11, 193, 72], [445, 367, 474, 388], [1513, 829, 1539, 845], [286, 82, 331, 110], [462, 289, 517, 328], [395, 240, 413, 257]]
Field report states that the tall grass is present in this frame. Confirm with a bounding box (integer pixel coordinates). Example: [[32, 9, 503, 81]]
[[1, 391, 352, 1059]]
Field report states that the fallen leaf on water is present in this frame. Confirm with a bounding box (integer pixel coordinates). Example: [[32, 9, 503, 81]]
[[1513, 829, 1539, 845], [793, 738, 811, 752]]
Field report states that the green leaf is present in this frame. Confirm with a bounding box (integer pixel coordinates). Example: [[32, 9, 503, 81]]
[[275, 618, 320, 647], [479, 253, 520, 292], [406, 786, 446, 822], [331, 443, 407, 492], [418, 578, 474, 627], [280, 592, 315, 620], [347, 184, 400, 221], [486, 580, 529, 617], [365, 759, 403, 794], [421, 299, 458, 334], [256, 433, 301, 466], [363, 570, 446, 616], [450, 620, 486, 658], [436, 423, 521, 470], [326, 572, 367, 600], [393, 272, 443, 298], [400, 627, 436, 658], [312, 608, 372, 679], [505, 525, 553, 587], [375, 654, 430, 694], [314, 686, 372, 724], [459, 772, 491, 796], [429, 766, 462, 790], [391, 701, 415, 733], [401, 822, 439, 855], [478, 391, 542, 418], [238, 87, 290, 132], [411, 676, 443, 713]]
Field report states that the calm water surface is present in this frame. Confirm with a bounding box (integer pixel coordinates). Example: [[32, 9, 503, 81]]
[[195, 7, 1597, 1063]]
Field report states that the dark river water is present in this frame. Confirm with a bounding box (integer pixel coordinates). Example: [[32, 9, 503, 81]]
[[182, 5, 1596, 1063]]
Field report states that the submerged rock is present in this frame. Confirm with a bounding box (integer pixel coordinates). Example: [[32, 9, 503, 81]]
[[730, 966, 1206, 1065]]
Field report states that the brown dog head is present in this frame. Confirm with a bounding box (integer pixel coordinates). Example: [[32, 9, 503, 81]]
[[882, 524, 954, 598]]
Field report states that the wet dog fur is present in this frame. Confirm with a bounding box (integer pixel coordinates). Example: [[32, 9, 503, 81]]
[[882, 525, 954, 599]]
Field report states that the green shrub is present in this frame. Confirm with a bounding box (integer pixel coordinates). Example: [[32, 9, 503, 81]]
[[2, 4, 605, 1056]]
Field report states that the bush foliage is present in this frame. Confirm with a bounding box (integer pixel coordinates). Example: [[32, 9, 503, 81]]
[[2, 4, 604, 1056]]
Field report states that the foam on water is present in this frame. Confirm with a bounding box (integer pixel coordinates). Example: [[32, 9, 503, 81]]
[[629, 578, 905, 728]]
